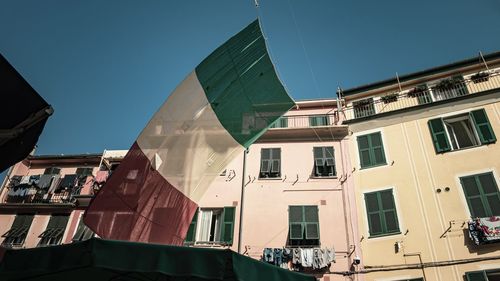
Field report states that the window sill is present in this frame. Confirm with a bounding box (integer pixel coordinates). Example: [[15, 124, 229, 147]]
[[310, 176, 337, 179], [438, 143, 492, 154], [368, 231, 401, 239], [360, 162, 387, 170], [258, 177, 282, 181]]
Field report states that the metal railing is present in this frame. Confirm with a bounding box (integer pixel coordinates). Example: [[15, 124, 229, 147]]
[[2, 186, 81, 204], [341, 70, 500, 121], [269, 113, 339, 129]]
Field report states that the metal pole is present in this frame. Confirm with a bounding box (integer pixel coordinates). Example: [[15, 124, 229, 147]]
[[237, 148, 248, 253], [396, 72, 403, 92], [404, 252, 427, 281], [479, 51, 490, 70]]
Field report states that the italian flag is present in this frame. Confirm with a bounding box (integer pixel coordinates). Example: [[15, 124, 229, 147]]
[[84, 20, 295, 245]]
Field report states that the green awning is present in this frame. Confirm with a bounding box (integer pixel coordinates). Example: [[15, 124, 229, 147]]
[[0, 238, 316, 281]]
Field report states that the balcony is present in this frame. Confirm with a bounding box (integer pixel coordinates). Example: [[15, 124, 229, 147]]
[[261, 113, 348, 142], [1, 175, 85, 205], [342, 69, 500, 122]]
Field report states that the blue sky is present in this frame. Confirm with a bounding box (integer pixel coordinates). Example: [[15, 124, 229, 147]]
[[1, 0, 500, 156]]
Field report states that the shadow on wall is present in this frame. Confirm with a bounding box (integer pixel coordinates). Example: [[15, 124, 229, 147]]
[[463, 228, 499, 255]]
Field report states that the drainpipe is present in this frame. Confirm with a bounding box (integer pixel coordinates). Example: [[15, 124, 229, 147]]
[[404, 252, 427, 281], [237, 148, 248, 254]]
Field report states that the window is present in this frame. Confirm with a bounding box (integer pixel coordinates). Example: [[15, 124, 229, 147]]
[[260, 148, 281, 178], [353, 98, 375, 119], [428, 109, 496, 153], [38, 215, 69, 247], [76, 167, 93, 177], [44, 167, 61, 175], [288, 205, 320, 246], [365, 189, 400, 237], [185, 207, 235, 245], [460, 172, 500, 218], [309, 115, 329, 126], [72, 217, 94, 242], [313, 147, 335, 177], [270, 117, 288, 128], [357, 132, 387, 168], [1, 214, 34, 248], [466, 269, 500, 281]]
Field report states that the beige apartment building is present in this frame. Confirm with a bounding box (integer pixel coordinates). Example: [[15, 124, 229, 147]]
[[341, 52, 500, 281]]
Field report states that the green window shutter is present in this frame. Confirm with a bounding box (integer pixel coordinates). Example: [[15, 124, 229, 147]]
[[461, 173, 500, 218], [357, 135, 372, 168], [185, 210, 198, 242], [289, 206, 304, 240], [304, 206, 319, 239], [470, 109, 496, 144], [466, 271, 487, 281], [221, 207, 235, 244], [428, 118, 451, 153], [369, 132, 386, 165], [365, 190, 399, 236]]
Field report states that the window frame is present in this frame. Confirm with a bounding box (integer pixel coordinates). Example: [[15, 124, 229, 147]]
[[312, 146, 336, 178], [259, 148, 281, 179], [357, 132, 387, 169], [364, 189, 401, 238], [288, 205, 320, 247], [460, 172, 500, 218]]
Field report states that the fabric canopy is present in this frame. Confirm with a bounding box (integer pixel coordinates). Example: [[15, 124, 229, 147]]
[[0, 54, 53, 173], [0, 238, 316, 281]]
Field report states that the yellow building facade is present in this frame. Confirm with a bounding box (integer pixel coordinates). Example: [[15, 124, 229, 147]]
[[342, 52, 500, 281]]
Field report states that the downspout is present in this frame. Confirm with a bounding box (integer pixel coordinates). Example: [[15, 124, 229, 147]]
[[237, 148, 248, 254]]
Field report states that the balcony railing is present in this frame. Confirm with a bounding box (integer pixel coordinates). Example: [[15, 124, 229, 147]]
[[2, 186, 82, 204], [269, 113, 339, 129], [341, 70, 500, 121]]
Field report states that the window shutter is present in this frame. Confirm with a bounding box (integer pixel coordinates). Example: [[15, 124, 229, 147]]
[[470, 109, 496, 144], [380, 190, 399, 233], [72, 220, 86, 241], [461, 176, 488, 218], [428, 118, 451, 153], [466, 271, 487, 281], [370, 133, 386, 165], [365, 193, 382, 236], [357, 135, 372, 168], [270, 149, 281, 175], [221, 207, 235, 244], [309, 116, 318, 126], [289, 206, 304, 240], [185, 210, 198, 242], [304, 206, 319, 239]]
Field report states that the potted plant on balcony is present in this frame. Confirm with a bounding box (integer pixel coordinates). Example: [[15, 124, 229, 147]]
[[407, 85, 427, 98], [380, 93, 398, 104], [434, 78, 455, 91], [470, 71, 490, 84]]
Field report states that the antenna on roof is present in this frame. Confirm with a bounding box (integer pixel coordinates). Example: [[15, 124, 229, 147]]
[[396, 72, 403, 93], [479, 51, 489, 71], [254, 0, 259, 7]]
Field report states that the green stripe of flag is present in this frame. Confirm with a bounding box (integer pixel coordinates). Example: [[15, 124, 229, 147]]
[[195, 20, 295, 148]]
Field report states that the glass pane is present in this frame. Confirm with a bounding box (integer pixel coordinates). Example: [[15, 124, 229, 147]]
[[450, 120, 476, 148], [487, 195, 500, 216], [462, 177, 480, 196], [325, 147, 334, 158], [326, 158, 334, 166], [470, 197, 487, 218], [384, 211, 399, 232], [478, 173, 498, 194], [260, 160, 269, 173], [304, 206, 318, 222], [271, 160, 280, 173], [365, 193, 379, 212], [369, 213, 382, 235], [380, 190, 395, 209], [289, 206, 303, 222], [315, 159, 324, 167]]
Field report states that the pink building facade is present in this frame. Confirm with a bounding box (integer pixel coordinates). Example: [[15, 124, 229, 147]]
[[0, 100, 360, 280]]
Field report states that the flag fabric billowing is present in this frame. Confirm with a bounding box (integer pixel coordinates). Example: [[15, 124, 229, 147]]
[[84, 20, 295, 245]]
